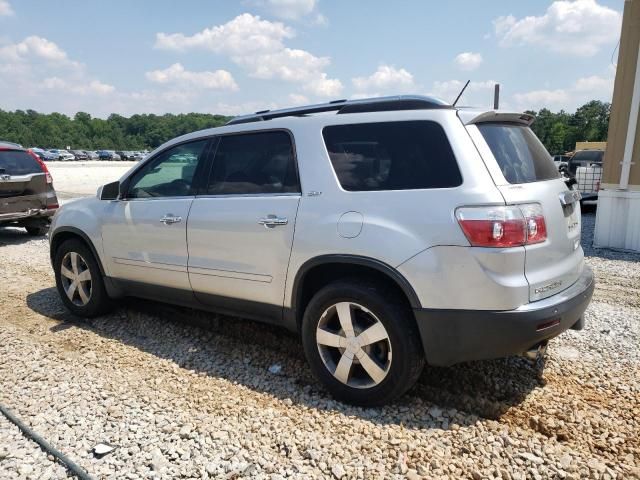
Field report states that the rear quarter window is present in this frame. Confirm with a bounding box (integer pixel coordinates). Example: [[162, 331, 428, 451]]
[[322, 120, 462, 191], [0, 150, 42, 175], [477, 123, 559, 184]]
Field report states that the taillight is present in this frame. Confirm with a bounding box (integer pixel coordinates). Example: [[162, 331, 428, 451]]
[[456, 204, 547, 248], [519, 203, 547, 244], [28, 150, 53, 184]]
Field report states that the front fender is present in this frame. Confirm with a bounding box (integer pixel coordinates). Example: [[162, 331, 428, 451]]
[[49, 197, 109, 276]]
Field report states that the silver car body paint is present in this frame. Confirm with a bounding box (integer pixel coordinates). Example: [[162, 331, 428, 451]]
[[51, 107, 584, 313]]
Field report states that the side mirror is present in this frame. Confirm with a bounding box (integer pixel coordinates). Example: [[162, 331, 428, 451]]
[[100, 181, 120, 200]]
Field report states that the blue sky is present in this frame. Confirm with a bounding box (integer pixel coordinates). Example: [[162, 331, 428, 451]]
[[0, 0, 624, 117]]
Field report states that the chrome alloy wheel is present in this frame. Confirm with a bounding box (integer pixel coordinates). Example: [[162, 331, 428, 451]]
[[60, 251, 92, 306], [316, 302, 392, 388]]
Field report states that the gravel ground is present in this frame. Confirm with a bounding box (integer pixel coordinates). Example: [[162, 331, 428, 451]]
[[0, 212, 638, 479]]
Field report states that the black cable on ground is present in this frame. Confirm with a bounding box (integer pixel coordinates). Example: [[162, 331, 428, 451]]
[[0, 402, 94, 480]]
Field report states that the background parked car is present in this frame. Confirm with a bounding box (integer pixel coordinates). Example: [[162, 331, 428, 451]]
[[98, 150, 122, 161], [46, 149, 75, 161], [0, 142, 58, 235], [84, 150, 99, 160], [553, 154, 570, 171], [70, 150, 88, 161], [0, 140, 23, 148], [28, 147, 46, 160]]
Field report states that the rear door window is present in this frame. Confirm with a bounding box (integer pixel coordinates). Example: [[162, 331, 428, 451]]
[[0, 150, 42, 175], [322, 121, 462, 191], [207, 131, 299, 195], [477, 123, 559, 184]]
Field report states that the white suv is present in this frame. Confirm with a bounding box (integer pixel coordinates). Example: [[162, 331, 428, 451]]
[[49, 96, 594, 406]]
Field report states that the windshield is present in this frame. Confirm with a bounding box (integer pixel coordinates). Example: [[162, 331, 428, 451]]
[[477, 123, 559, 184]]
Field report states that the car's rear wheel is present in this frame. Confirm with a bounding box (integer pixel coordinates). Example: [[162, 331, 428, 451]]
[[301, 280, 424, 406], [54, 239, 112, 317], [25, 226, 48, 236]]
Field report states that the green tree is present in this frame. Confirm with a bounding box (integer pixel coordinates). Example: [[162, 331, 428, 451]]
[[0, 100, 610, 154]]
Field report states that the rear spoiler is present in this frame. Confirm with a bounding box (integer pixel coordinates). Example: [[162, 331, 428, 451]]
[[457, 110, 535, 127]]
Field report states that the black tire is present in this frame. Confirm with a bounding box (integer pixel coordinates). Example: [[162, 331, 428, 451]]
[[53, 238, 113, 317], [301, 280, 424, 406], [25, 226, 48, 236]]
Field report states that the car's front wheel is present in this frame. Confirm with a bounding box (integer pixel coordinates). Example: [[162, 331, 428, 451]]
[[301, 280, 424, 406], [53, 239, 112, 317]]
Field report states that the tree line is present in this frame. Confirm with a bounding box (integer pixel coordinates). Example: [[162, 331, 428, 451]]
[[0, 99, 610, 154], [0, 110, 230, 150], [526, 100, 610, 154]]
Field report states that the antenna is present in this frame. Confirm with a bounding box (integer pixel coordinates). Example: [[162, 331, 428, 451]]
[[452, 80, 470, 107], [493, 84, 500, 109]]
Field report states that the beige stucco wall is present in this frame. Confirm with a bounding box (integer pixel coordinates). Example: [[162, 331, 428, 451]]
[[603, 0, 640, 187]]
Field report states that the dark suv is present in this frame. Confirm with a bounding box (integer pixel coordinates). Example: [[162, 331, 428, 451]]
[[0, 142, 59, 235]]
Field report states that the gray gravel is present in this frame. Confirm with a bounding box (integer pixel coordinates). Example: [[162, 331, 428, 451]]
[[0, 414, 68, 479], [0, 212, 639, 479]]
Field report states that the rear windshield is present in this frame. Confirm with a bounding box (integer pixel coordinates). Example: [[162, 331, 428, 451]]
[[0, 150, 42, 175], [477, 123, 559, 184], [322, 120, 462, 191]]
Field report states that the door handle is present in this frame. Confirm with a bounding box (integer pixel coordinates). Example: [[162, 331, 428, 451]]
[[258, 214, 288, 228], [160, 214, 182, 225]]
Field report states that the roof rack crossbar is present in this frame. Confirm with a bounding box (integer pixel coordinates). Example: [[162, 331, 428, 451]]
[[226, 95, 451, 125]]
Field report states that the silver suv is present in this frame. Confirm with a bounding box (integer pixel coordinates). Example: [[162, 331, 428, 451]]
[[49, 96, 594, 406]]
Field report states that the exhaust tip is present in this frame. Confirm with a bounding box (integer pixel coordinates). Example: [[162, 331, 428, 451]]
[[523, 341, 548, 360]]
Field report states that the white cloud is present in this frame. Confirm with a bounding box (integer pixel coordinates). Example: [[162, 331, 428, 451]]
[[312, 13, 328, 26], [210, 100, 280, 116], [236, 47, 329, 80], [352, 65, 414, 92], [259, 0, 317, 20], [0, 36, 79, 67], [454, 52, 483, 71], [573, 75, 613, 93], [42, 78, 115, 96], [146, 63, 238, 90], [155, 14, 341, 97], [0, 36, 91, 81], [155, 13, 294, 55], [0, 0, 13, 16], [512, 73, 615, 111], [248, 0, 327, 24], [305, 73, 343, 97], [493, 0, 621, 56], [0, 36, 121, 116], [288, 93, 310, 105], [513, 89, 570, 109]]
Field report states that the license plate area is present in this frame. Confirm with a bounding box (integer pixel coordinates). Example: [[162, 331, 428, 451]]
[[564, 203, 580, 236]]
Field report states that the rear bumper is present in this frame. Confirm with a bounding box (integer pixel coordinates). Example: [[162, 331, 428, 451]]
[[0, 208, 56, 224], [414, 266, 595, 366]]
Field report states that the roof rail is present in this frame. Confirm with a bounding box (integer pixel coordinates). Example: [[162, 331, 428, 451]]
[[225, 95, 451, 125]]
